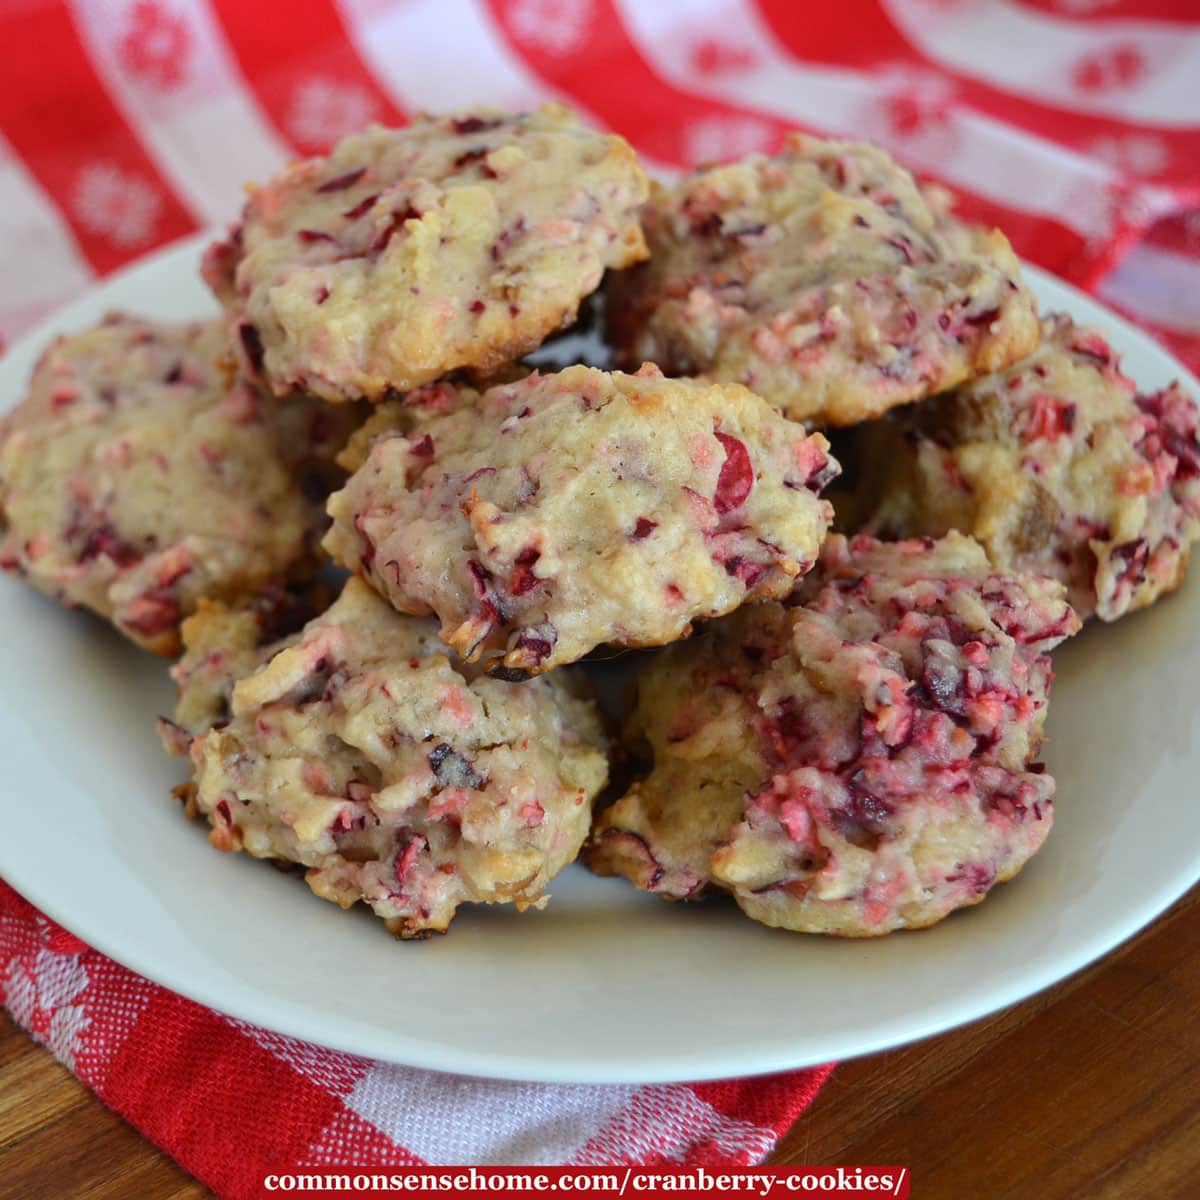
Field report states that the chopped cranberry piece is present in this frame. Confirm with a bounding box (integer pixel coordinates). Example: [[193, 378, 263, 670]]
[[315, 286, 331, 305], [428, 743, 485, 790], [513, 623, 556, 665], [964, 307, 1000, 328], [509, 546, 542, 596], [885, 235, 914, 264], [353, 513, 376, 570], [409, 434, 435, 459], [1069, 330, 1115, 368], [371, 206, 421, 254], [298, 229, 337, 244], [454, 146, 488, 169], [163, 363, 183, 384], [833, 773, 894, 849], [215, 798, 232, 827], [238, 322, 265, 373], [317, 167, 366, 193], [451, 115, 503, 134], [469, 299, 486, 314], [343, 194, 378, 221], [723, 557, 767, 587], [713, 432, 754, 513], [394, 833, 427, 886], [1022, 394, 1076, 441], [630, 517, 658, 541], [79, 525, 142, 568], [123, 589, 181, 637]]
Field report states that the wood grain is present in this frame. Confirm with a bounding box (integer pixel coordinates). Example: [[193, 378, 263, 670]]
[[1, 886, 1196, 1200]]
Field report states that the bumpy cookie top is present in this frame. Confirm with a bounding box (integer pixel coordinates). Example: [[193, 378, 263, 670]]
[[205, 104, 649, 403], [169, 578, 610, 937], [324, 363, 839, 674], [607, 134, 1039, 427], [589, 533, 1080, 935], [0, 315, 355, 655], [859, 313, 1200, 621]]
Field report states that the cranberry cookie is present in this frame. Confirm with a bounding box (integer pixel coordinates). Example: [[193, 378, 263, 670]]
[[324, 364, 839, 675], [607, 134, 1039, 427], [205, 105, 648, 403], [858, 314, 1200, 621], [162, 578, 610, 938], [0, 315, 356, 655], [588, 533, 1079, 936]]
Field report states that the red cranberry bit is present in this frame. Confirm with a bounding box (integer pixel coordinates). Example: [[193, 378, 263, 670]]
[[428, 743, 485, 790], [509, 546, 542, 596], [723, 557, 768, 588], [215, 798, 233, 827], [513, 623, 556, 665], [630, 517, 658, 542], [1111, 537, 1149, 590], [353, 512, 375, 570], [123, 589, 181, 637], [964, 306, 1000, 329], [298, 229, 337, 244], [163, 363, 183, 385], [238, 323, 265, 373], [453, 146, 489, 169], [79, 525, 142, 568], [885, 235, 914, 264], [469, 299, 486, 314], [1069, 330, 1115, 368], [833, 773, 895, 850], [371, 206, 422, 255], [317, 166, 366, 193], [409, 433, 435, 459], [315, 285, 331, 306], [1022, 394, 1076, 441], [343, 194, 379, 221], [713, 432, 754, 514], [394, 833, 427, 886], [451, 115, 503, 134]]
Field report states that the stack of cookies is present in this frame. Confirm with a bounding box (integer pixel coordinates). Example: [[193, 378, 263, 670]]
[[4, 105, 1198, 939]]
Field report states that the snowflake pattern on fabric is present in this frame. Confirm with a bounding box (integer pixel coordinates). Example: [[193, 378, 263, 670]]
[[683, 115, 776, 166], [71, 164, 162, 247], [2, 944, 91, 1071], [1072, 43, 1147, 94], [688, 37, 757, 77], [507, 0, 595, 55], [288, 78, 380, 150], [118, 0, 191, 90], [1090, 133, 1170, 178]]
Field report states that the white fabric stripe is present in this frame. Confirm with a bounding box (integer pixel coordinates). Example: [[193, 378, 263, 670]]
[[885, 0, 1200, 128], [615, 0, 1148, 239], [569, 1085, 775, 1165], [335, 0, 679, 178], [0, 132, 93, 331], [1099, 241, 1200, 334], [68, 0, 291, 225], [343, 1060, 637, 1165]]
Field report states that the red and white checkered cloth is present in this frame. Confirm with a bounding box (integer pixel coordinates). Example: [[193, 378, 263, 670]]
[[3, 1, 1200, 1194]]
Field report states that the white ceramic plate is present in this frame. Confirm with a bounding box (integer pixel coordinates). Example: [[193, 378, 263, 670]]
[[2, 233, 1198, 1085]]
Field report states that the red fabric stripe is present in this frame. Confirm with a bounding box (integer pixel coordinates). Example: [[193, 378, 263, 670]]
[[693, 1064, 836, 1133], [1014, 1, 1200, 22], [211, 0, 407, 156], [1145, 209, 1200, 254], [101, 992, 346, 1199], [487, 0, 1097, 283], [483, 0, 794, 166], [0, 2, 195, 275], [755, 0, 1200, 192]]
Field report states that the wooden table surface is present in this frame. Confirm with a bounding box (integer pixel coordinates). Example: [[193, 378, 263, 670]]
[[2, 885, 1197, 1200]]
